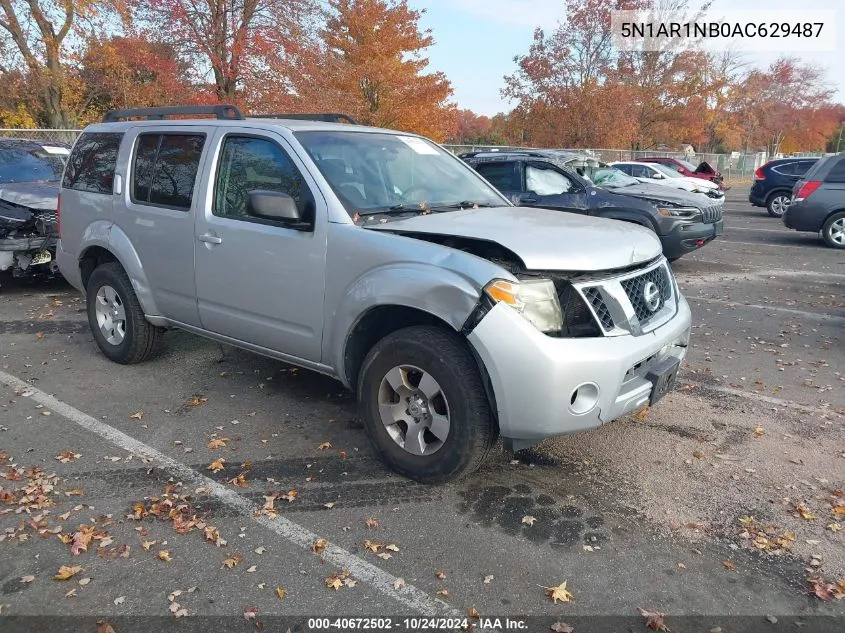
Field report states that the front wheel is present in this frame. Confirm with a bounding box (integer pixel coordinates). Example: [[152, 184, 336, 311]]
[[822, 212, 845, 249], [357, 326, 495, 483], [766, 192, 791, 218], [86, 262, 162, 364]]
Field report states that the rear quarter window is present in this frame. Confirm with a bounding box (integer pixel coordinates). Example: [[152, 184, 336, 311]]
[[62, 132, 123, 194], [823, 157, 845, 183]]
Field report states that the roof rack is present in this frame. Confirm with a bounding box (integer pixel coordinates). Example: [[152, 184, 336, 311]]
[[253, 113, 358, 124], [102, 105, 244, 122]]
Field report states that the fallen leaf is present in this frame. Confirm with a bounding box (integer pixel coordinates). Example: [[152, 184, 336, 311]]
[[828, 523, 842, 532], [53, 565, 83, 581], [377, 552, 392, 560], [637, 608, 669, 631], [208, 458, 226, 473], [312, 538, 328, 554], [550, 623, 574, 633], [118, 544, 130, 558], [246, 565, 257, 573], [318, 442, 332, 450], [207, 438, 228, 450], [78, 577, 91, 586], [323, 502, 336, 509], [142, 540, 157, 551], [65, 588, 77, 598], [385, 544, 399, 552], [435, 570, 446, 580], [545, 581, 574, 603], [325, 570, 352, 590], [437, 589, 449, 598], [752, 426, 765, 437], [634, 407, 649, 421], [71, 526, 94, 555], [55, 450, 81, 463], [229, 472, 249, 488], [254, 546, 266, 554], [365, 518, 379, 529], [833, 505, 845, 518], [96, 621, 116, 633], [275, 587, 287, 600], [468, 607, 481, 619], [222, 554, 244, 568], [157, 550, 173, 562], [722, 560, 735, 570], [483, 575, 494, 584], [186, 395, 207, 407], [129, 411, 143, 420], [113, 596, 126, 605], [797, 504, 818, 520], [522, 515, 537, 526], [20, 575, 35, 583], [393, 578, 406, 590], [363, 540, 381, 553]]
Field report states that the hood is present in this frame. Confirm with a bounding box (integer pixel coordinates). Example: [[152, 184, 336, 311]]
[[366, 206, 662, 271], [0, 181, 60, 210], [601, 182, 708, 208]]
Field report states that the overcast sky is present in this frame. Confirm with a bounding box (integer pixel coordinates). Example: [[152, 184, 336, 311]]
[[411, 0, 845, 115]]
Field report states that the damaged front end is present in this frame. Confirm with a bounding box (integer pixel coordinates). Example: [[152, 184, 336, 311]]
[[0, 197, 59, 280]]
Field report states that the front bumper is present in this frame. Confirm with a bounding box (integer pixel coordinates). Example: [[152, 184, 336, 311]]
[[660, 219, 723, 260], [467, 295, 692, 447]]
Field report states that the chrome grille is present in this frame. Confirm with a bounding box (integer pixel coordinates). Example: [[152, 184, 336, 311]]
[[583, 287, 614, 330], [620, 266, 672, 324], [702, 204, 722, 223]]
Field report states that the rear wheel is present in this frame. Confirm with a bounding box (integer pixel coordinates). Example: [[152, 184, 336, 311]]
[[766, 192, 791, 217], [822, 212, 845, 249], [357, 326, 495, 483], [86, 262, 162, 364]]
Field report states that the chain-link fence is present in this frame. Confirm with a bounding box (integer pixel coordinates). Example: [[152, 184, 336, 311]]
[[0, 129, 82, 146], [442, 144, 775, 181]]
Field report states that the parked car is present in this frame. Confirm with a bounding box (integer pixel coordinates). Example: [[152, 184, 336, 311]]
[[0, 138, 70, 281], [782, 153, 845, 249], [640, 156, 727, 189], [58, 105, 692, 482], [610, 161, 725, 201], [460, 150, 723, 262], [749, 157, 819, 217]]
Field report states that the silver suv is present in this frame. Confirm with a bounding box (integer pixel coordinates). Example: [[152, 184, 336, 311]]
[[57, 105, 692, 482]]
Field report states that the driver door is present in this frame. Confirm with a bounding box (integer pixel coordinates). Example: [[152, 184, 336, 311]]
[[193, 127, 328, 362], [524, 162, 588, 212]]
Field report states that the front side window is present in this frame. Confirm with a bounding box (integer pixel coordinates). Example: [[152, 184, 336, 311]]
[[526, 164, 574, 195], [213, 135, 308, 220], [295, 130, 505, 215], [61, 133, 121, 193], [131, 133, 205, 210]]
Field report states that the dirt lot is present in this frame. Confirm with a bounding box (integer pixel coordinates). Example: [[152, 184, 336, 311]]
[[0, 187, 843, 632]]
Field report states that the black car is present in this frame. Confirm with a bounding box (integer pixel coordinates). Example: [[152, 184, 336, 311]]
[[782, 152, 845, 249], [749, 157, 819, 217], [460, 150, 724, 261]]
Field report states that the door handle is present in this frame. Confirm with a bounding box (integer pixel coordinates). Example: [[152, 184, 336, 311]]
[[198, 233, 223, 245]]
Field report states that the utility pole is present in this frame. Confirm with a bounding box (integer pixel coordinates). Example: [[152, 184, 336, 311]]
[[837, 125, 843, 153]]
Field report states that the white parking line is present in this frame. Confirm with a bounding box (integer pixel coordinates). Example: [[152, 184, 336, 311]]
[[687, 296, 845, 323], [0, 370, 456, 617], [726, 226, 790, 234], [719, 240, 822, 250], [680, 379, 842, 418]]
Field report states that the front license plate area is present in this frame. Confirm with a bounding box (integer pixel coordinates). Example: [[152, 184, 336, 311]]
[[646, 357, 681, 406]]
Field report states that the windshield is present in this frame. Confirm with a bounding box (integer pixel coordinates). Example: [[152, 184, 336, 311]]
[[295, 131, 506, 215], [677, 158, 698, 171], [591, 168, 640, 189], [0, 145, 68, 184]]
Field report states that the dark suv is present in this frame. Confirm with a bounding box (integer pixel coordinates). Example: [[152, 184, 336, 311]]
[[782, 153, 845, 249], [460, 150, 723, 262], [749, 157, 819, 217]]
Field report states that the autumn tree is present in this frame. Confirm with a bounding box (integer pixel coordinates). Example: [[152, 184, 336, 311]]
[[0, 1, 128, 127], [320, 0, 456, 140], [138, 0, 321, 106]]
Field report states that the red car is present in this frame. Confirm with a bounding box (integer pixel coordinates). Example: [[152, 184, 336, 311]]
[[640, 157, 729, 190]]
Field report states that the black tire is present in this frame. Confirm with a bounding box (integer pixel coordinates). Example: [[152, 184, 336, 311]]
[[766, 191, 791, 218], [357, 325, 495, 483], [821, 211, 845, 249], [86, 262, 162, 364]]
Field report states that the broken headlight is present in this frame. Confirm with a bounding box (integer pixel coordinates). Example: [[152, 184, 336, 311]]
[[484, 279, 563, 333]]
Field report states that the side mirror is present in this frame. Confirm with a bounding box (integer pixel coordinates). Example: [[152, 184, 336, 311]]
[[652, 172, 665, 179], [247, 190, 301, 223]]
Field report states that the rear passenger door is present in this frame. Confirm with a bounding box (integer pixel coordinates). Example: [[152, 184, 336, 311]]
[[192, 128, 327, 362], [117, 127, 211, 326]]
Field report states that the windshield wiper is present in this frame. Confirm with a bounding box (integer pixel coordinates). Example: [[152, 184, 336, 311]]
[[428, 201, 495, 210]]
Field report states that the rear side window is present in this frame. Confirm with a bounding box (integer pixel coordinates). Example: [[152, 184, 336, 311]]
[[771, 162, 796, 175], [795, 160, 816, 176], [62, 132, 122, 194], [824, 157, 845, 183], [475, 161, 521, 191], [131, 133, 205, 210]]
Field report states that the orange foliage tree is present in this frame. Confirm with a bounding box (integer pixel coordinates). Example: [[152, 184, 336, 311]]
[[320, 0, 456, 140]]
